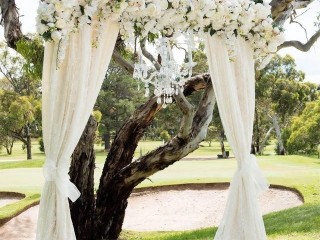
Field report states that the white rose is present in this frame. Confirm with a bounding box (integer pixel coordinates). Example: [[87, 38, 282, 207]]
[[172, 1, 179, 9], [55, 2, 64, 12], [48, 22, 55, 28], [160, 0, 168, 10], [84, 5, 96, 17], [144, 19, 157, 32], [56, 18, 66, 28], [51, 31, 62, 42], [145, 3, 158, 16], [37, 23, 48, 34]]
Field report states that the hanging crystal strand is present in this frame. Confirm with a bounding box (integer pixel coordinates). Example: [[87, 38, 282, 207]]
[[133, 35, 197, 108], [184, 31, 197, 79]]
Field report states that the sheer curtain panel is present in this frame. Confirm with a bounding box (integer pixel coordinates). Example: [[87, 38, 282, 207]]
[[205, 34, 269, 240], [36, 20, 119, 240]]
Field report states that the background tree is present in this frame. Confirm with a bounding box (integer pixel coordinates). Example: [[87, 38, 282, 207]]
[[0, 90, 41, 159], [0, 36, 42, 159], [96, 61, 146, 150], [286, 100, 320, 154], [254, 54, 318, 155]]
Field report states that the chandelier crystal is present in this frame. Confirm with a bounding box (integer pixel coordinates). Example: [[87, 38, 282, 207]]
[[133, 34, 196, 108]]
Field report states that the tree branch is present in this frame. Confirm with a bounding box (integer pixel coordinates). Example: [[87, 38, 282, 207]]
[[271, 0, 315, 25], [173, 88, 194, 139], [112, 50, 134, 75], [140, 38, 161, 71], [121, 81, 215, 185], [278, 29, 320, 51]]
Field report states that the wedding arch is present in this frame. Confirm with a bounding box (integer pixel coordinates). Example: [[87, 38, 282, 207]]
[[36, 0, 284, 239]]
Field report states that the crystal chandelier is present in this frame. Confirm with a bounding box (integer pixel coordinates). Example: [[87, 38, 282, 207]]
[[133, 34, 196, 108]]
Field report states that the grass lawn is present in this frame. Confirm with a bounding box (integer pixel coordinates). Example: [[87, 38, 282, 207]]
[[0, 141, 319, 239]]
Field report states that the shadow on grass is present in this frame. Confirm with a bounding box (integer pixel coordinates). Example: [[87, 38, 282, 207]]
[[264, 203, 320, 235]]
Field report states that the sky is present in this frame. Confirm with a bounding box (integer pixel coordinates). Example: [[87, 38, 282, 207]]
[[1, 0, 319, 84]]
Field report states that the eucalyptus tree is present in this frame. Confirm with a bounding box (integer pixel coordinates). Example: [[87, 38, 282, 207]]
[[0, 0, 319, 239], [96, 61, 146, 149], [0, 37, 42, 159], [254, 54, 319, 154], [286, 99, 320, 154]]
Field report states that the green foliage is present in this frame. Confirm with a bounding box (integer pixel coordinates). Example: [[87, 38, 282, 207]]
[[0, 91, 41, 137], [38, 137, 45, 153], [287, 100, 320, 154], [96, 61, 146, 147], [254, 54, 318, 154], [192, 43, 208, 74], [0, 38, 43, 158], [160, 130, 171, 142], [0, 41, 42, 97], [16, 35, 44, 82], [93, 110, 102, 123]]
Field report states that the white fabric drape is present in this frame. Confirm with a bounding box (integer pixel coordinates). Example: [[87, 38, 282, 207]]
[[37, 20, 119, 240], [205, 34, 269, 240]]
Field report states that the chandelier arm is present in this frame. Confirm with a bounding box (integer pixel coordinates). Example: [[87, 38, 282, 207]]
[[140, 38, 161, 71], [173, 89, 194, 139]]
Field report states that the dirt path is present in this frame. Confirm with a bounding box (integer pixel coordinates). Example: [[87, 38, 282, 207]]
[[0, 185, 303, 239]]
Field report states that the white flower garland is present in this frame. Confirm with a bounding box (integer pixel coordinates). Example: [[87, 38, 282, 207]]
[[37, 0, 284, 68]]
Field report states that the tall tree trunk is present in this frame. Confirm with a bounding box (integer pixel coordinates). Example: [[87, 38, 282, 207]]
[[5, 139, 14, 155], [69, 115, 97, 240], [220, 129, 226, 156], [254, 108, 260, 154], [103, 132, 110, 150], [6, 147, 10, 155], [258, 126, 274, 155], [26, 126, 32, 160], [251, 143, 256, 155], [272, 115, 285, 155]]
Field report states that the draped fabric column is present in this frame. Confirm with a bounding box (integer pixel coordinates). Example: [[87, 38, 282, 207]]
[[205, 34, 269, 240], [36, 20, 119, 240]]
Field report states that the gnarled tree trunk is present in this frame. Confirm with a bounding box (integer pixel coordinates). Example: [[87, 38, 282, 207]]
[[69, 115, 97, 240], [94, 75, 214, 239]]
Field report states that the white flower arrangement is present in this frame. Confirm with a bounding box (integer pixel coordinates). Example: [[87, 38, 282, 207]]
[[37, 0, 284, 68]]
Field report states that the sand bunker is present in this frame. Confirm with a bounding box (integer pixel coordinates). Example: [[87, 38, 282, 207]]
[[0, 184, 303, 239]]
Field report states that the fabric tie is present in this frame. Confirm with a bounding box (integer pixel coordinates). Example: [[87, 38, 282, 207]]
[[43, 160, 80, 202], [238, 154, 269, 196]]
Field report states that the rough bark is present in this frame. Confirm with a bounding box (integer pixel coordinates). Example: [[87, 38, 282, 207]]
[[94, 75, 213, 239], [69, 115, 97, 240], [270, 0, 315, 25], [0, 0, 24, 49]]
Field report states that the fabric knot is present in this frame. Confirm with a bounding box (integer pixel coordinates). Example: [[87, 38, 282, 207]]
[[239, 154, 269, 196], [43, 161, 58, 181], [43, 159, 80, 202]]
